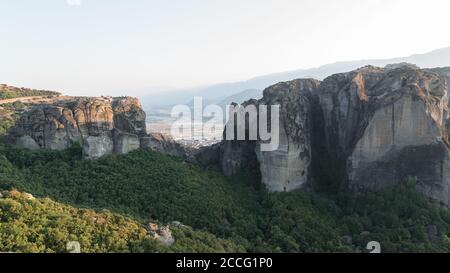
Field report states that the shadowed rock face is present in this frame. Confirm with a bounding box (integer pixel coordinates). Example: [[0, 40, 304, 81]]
[[7, 95, 193, 159], [219, 79, 320, 190], [8, 97, 147, 159], [140, 133, 189, 158], [256, 79, 320, 192], [316, 66, 449, 199], [222, 140, 258, 176], [221, 65, 450, 206], [112, 97, 147, 137]]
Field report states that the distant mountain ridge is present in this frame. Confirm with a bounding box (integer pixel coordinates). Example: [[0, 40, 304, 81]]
[[218, 89, 262, 108], [142, 47, 450, 108]]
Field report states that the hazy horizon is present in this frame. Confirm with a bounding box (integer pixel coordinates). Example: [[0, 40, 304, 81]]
[[1, 0, 450, 96]]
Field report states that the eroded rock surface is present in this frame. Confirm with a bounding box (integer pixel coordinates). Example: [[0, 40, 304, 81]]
[[220, 79, 319, 190], [140, 132, 189, 158], [316, 66, 450, 205], [221, 64, 450, 206], [147, 223, 175, 247], [256, 79, 320, 191], [8, 96, 147, 159]]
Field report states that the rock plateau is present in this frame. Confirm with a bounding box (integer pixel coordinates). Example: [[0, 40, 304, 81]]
[[8, 96, 147, 159]]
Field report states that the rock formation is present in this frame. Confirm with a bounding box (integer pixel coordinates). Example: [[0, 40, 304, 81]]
[[147, 223, 175, 247], [140, 132, 189, 158], [221, 64, 450, 206], [316, 66, 450, 204], [220, 80, 320, 190], [256, 80, 320, 192], [7, 96, 147, 159], [6, 64, 450, 206]]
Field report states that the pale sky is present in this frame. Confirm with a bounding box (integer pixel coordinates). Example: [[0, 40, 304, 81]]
[[1, 0, 450, 96]]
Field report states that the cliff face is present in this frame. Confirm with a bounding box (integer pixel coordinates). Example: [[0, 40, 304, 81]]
[[256, 79, 320, 192], [316, 66, 450, 204], [8, 96, 147, 159], [221, 65, 450, 206], [219, 79, 320, 191]]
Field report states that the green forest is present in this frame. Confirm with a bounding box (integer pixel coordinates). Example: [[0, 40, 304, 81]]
[[0, 101, 25, 135], [0, 142, 449, 253], [0, 84, 60, 99], [0, 190, 243, 253]]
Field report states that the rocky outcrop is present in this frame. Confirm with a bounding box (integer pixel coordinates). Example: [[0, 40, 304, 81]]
[[255, 80, 320, 191], [140, 133, 189, 158], [14, 135, 41, 150], [221, 64, 450, 206], [6, 94, 196, 159], [430, 67, 450, 85], [147, 223, 175, 247], [115, 132, 141, 155], [112, 97, 147, 137], [189, 142, 224, 166], [8, 96, 147, 159], [316, 66, 450, 203], [83, 135, 114, 159], [220, 79, 320, 190]]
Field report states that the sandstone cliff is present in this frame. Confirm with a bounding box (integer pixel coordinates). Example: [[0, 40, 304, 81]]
[[7, 96, 147, 159], [220, 64, 450, 206], [316, 66, 449, 204]]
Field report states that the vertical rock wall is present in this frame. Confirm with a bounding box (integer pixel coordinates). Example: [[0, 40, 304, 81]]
[[220, 64, 450, 206], [8, 97, 147, 159]]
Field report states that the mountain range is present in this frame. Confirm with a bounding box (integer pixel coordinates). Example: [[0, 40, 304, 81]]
[[141, 46, 450, 109]]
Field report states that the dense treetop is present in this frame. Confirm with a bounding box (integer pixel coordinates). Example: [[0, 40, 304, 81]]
[[0, 142, 449, 253]]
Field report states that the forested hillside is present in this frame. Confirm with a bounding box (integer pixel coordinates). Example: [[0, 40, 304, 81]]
[[0, 84, 60, 99], [0, 101, 25, 135], [0, 189, 244, 253], [0, 142, 449, 253]]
